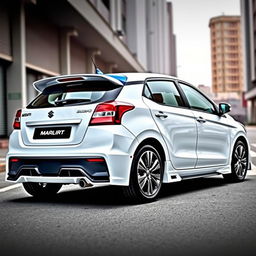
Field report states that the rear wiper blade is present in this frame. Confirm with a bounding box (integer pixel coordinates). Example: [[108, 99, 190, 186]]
[[54, 98, 91, 106]]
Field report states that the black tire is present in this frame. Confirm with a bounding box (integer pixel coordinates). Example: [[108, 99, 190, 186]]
[[123, 145, 164, 203], [223, 140, 248, 182], [22, 182, 62, 198]]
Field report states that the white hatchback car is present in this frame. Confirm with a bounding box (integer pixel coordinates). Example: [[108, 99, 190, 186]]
[[6, 73, 251, 202]]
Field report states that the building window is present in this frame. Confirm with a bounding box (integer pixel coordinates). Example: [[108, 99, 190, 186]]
[[227, 83, 239, 90], [225, 38, 238, 43], [225, 30, 238, 36], [227, 76, 239, 81], [227, 22, 237, 28], [102, 0, 110, 10], [227, 60, 238, 66], [225, 45, 238, 51], [227, 53, 238, 59]]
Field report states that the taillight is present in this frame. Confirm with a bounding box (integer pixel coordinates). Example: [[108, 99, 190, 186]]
[[86, 158, 105, 162], [10, 158, 19, 162], [89, 101, 134, 125], [13, 109, 22, 129]]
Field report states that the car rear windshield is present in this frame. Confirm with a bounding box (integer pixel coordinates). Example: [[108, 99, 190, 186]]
[[27, 81, 122, 108]]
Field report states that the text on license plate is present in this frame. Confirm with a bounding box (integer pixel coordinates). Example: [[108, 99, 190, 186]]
[[33, 127, 71, 139]]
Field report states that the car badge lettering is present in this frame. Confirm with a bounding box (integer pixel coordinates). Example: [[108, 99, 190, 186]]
[[48, 111, 54, 118], [77, 109, 92, 113], [22, 113, 31, 117]]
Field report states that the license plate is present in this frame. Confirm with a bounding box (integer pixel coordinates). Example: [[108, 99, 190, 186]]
[[33, 127, 71, 139]]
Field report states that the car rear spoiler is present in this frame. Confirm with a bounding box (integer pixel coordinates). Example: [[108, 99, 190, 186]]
[[33, 74, 127, 93]]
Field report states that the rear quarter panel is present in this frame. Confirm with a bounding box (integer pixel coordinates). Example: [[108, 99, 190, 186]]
[[117, 84, 170, 161]]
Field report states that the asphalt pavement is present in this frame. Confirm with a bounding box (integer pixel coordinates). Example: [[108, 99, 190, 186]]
[[0, 127, 256, 256]]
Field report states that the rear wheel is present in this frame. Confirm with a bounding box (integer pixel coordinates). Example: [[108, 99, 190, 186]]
[[223, 140, 248, 182], [22, 182, 62, 198], [123, 145, 163, 203]]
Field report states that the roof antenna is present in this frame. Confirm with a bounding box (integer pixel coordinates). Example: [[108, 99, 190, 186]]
[[91, 57, 103, 75]]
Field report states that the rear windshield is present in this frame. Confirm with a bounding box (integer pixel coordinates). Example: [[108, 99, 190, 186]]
[[27, 81, 122, 108]]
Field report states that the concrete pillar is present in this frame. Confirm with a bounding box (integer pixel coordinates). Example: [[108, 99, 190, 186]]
[[109, 0, 123, 34], [60, 27, 78, 75], [146, 0, 155, 72], [110, 0, 117, 30], [163, 1, 170, 75], [116, 0, 122, 32], [126, 0, 147, 69], [6, 0, 26, 134], [85, 48, 101, 73]]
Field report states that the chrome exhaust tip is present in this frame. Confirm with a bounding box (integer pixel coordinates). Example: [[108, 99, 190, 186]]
[[79, 178, 92, 188]]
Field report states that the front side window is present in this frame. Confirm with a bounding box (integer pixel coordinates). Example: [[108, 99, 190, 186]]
[[179, 83, 216, 114], [144, 80, 183, 107]]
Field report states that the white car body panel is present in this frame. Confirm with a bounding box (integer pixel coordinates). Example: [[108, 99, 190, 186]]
[[20, 105, 97, 146], [192, 110, 232, 168], [6, 73, 250, 189], [143, 97, 198, 170]]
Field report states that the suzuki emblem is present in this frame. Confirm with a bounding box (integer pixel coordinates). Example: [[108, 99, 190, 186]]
[[48, 111, 54, 118]]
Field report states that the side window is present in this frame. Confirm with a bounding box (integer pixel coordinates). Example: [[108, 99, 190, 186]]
[[144, 80, 183, 107], [179, 83, 216, 114]]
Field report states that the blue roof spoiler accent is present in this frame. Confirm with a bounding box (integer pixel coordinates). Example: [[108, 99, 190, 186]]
[[106, 74, 127, 85]]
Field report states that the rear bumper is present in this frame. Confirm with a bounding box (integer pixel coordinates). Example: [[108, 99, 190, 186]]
[[6, 125, 139, 186], [7, 157, 109, 182]]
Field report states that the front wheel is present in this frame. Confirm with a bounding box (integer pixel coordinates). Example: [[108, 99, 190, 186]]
[[223, 140, 248, 182], [123, 145, 163, 203], [22, 182, 62, 198]]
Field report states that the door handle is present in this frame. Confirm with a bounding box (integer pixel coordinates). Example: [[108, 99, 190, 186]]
[[196, 116, 206, 123], [155, 112, 168, 118]]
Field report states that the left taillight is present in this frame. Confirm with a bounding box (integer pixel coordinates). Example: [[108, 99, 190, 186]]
[[13, 109, 22, 129], [89, 101, 134, 125]]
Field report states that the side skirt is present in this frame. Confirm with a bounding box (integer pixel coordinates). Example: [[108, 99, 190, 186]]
[[163, 164, 231, 184]]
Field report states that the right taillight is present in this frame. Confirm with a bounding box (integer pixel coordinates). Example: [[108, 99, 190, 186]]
[[13, 109, 22, 129], [89, 101, 134, 125]]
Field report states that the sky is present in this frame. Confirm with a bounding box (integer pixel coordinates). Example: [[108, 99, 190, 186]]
[[170, 0, 240, 87]]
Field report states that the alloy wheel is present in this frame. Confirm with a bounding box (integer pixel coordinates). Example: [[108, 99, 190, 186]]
[[137, 150, 161, 197], [233, 144, 247, 179]]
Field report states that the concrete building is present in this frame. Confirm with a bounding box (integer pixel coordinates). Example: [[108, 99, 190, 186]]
[[209, 16, 243, 94], [0, 0, 177, 137], [241, 0, 256, 124], [209, 15, 246, 122]]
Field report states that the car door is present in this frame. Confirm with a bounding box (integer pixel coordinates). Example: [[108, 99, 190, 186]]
[[143, 79, 197, 170], [179, 82, 231, 168]]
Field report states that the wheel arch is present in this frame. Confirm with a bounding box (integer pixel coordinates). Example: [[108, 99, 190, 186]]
[[234, 135, 250, 165], [235, 136, 249, 151], [230, 133, 250, 167], [134, 137, 166, 164]]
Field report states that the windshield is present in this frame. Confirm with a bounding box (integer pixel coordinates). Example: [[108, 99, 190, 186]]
[[27, 81, 122, 108]]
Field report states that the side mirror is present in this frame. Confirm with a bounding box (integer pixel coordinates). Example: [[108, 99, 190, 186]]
[[219, 103, 231, 116]]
